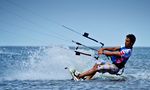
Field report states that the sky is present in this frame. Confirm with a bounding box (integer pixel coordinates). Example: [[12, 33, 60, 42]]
[[0, 0, 150, 47]]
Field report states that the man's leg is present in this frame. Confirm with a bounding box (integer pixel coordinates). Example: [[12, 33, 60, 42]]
[[78, 64, 99, 79]]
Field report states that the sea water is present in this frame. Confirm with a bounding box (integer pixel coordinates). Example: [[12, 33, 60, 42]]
[[0, 46, 150, 90]]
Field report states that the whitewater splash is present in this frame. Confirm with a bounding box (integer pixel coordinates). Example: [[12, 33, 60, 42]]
[[0, 46, 95, 80]]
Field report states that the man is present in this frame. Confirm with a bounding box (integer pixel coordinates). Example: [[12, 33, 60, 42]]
[[75, 34, 136, 80]]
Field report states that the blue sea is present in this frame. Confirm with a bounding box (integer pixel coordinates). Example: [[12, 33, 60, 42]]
[[0, 46, 150, 90]]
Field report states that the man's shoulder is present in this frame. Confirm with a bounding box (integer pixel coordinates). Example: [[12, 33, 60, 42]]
[[121, 46, 132, 50], [121, 46, 132, 53], [122, 48, 132, 55]]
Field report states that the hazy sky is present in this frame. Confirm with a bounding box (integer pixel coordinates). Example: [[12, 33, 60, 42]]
[[0, 0, 150, 47]]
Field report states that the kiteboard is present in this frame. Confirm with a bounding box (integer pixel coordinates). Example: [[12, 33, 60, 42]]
[[65, 67, 80, 81]]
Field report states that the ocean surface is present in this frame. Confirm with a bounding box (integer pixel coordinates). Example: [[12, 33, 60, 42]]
[[0, 46, 150, 90]]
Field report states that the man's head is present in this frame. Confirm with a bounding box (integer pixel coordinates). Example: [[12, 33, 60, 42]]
[[125, 34, 136, 48]]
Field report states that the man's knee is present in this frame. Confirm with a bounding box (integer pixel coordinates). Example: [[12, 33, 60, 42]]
[[92, 64, 99, 71], [92, 64, 98, 68]]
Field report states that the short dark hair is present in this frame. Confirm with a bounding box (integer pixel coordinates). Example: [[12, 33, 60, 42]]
[[126, 34, 136, 45]]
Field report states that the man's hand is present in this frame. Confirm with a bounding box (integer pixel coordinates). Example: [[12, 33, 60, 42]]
[[98, 48, 103, 55]]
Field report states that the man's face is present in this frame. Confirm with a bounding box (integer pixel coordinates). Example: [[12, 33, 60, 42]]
[[125, 38, 133, 48]]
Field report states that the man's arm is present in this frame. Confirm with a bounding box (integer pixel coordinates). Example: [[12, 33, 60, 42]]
[[98, 46, 121, 57], [101, 46, 121, 51], [103, 51, 121, 57]]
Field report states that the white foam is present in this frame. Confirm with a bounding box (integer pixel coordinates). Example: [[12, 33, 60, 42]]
[[2, 46, 95, 80]]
